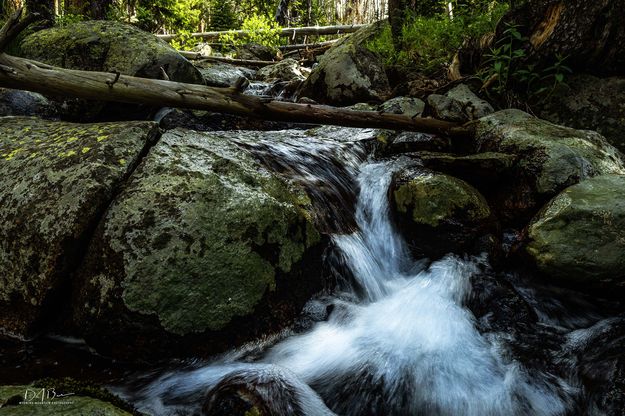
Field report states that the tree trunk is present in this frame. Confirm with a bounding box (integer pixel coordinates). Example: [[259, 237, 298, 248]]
[[498, 0, 625, 75]]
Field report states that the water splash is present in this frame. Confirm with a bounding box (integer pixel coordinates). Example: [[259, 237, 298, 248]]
[[128, 132, 573, 416]]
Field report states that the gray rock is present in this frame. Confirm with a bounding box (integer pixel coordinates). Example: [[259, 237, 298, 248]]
[[297, 22, 391, 106], [446, 84, 494, 119], [379, 96, 425, 118], [74, 129, 324, 358], [0, 117, 158, 339], [0, 88, 56, 118], [256, 58, 306, 82], [474, 109, 625, 223], [426, 94, 466, 122], [527, 174, 625, 287], [196, 62, 256, 88]]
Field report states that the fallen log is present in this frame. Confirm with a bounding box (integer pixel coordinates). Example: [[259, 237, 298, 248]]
[[279, 39, 338, 51], [158, 24, 367, 42], [0, 12, 472, 140]]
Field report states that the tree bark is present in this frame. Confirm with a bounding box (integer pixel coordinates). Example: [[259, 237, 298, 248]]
[[497, 0, 625, 75]]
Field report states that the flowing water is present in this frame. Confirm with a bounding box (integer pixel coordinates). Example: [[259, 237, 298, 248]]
[[120, 129, 616, 415]]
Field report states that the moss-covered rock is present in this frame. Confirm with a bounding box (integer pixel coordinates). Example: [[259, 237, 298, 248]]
[[390, 167, 496, 258], [297, 22, 390, 106], [474, 109, 625, 224], [0, 385, 132, 415], [0, 116, 158, 339], [18, 20, 203, 119], [527, 175, 625, 287], [74, 129, 324, 358]]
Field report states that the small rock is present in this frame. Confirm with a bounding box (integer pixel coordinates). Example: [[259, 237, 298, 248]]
[[426, 94, 466, 122], [195, 62, 256, 88], [379, 96, 425, 118], [257, 58, 306, 82], [446, 84, 494, 120]]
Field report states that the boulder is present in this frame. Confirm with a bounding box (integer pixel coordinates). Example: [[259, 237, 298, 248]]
[[74, 129, 324, 358], [256, 58, 306, 82], [0, 117, 158, 339], [379, 96, 425, 118], [390, 167, 496, 258], [474, 109, 625, 224], [195, 61, 256, 88], [18, 20, 204, 120], [426, 84, 493, 122], [235, 43, 278, 61], [297, 22, 390, 106], [537, 74, 625, 152], [527, 174, 625, 286], [0, 385, 132, 415]]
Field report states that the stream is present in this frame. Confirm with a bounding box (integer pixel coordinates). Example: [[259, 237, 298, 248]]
[[113, 127, 621, 415]]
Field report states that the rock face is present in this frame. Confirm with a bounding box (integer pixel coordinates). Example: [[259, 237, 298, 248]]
[[390, 167, 495, 258], [527, 175, 625, 286], [297, 22, 390, 106], [0, 385, 132, 415], [18, 20, 204, 119], [474, 109, 625, 223], [537, 74, 625, 152], [19, 21, 203, 84], [257, 58, 306, 82], [0, 117, 158, 339], [74, 129, 324, 357]]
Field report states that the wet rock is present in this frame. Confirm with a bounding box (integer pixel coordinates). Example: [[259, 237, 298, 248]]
[[18, 20, 204, 120], [257, 58, 306, 82], [0, 385, 132, 415], [74, 129, 325, 358], [0, 116, 158, 339], [390, 167, 496, 258], [0, 89, 56, 118], [379, 96, 425, 118], [380, 132, 451, 156], [195, 61, 256, 88], [298, 22, 391, 106], [202, 366, 333, 416], [536, 74, 625, 152], [527, 174, 625, 287], [474, 110, 625, 224]]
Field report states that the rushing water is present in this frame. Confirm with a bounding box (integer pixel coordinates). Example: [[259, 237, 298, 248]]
[[123, 130, 591, 415]]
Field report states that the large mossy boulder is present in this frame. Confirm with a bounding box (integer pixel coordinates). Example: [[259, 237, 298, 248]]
[[537, 74, 625, 152], [526, 175, 625, 287], [0, 116, 158, 339], [297, 22, 390, 106], [18, 20, 203, 119], [390, 167, 495, 258], [474, 109, 625, 224], [74, 129, 324, 358], [0, 385, 132, 415]]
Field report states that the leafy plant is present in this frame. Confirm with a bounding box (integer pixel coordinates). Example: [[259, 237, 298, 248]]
[[480, 23, 571, 102], [54, 12, 85, 27], [219, 13, 283, 49]]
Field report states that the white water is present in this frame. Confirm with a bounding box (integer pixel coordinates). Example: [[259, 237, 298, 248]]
[[130, 140, 573, 415]]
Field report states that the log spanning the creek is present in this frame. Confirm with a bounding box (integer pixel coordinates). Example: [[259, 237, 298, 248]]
[[0, 11, 472, 140], [157, 24, 367, 42]]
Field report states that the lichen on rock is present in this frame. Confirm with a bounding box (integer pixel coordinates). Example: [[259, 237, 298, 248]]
[[75, 129, 323, 356], [0, 116, 158, 339]]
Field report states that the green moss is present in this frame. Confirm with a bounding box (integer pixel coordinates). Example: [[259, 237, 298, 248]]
[[83, 129, 320, 335], [394, 172, 490, 227]]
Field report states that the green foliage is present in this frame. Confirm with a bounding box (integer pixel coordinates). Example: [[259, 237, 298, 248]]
[[480, 23, 572, 102], [54, 13, 85, 27], [219, 13, 283, 48], [367, 3, 508, 76]]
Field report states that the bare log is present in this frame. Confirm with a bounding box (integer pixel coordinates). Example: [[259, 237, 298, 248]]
[[279, 39, 338, 51], [0, 13, 472, 140], [157, 24, 367, 42]]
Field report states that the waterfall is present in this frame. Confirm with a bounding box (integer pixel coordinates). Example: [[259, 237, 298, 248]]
[[127, 131, 574, 416]]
